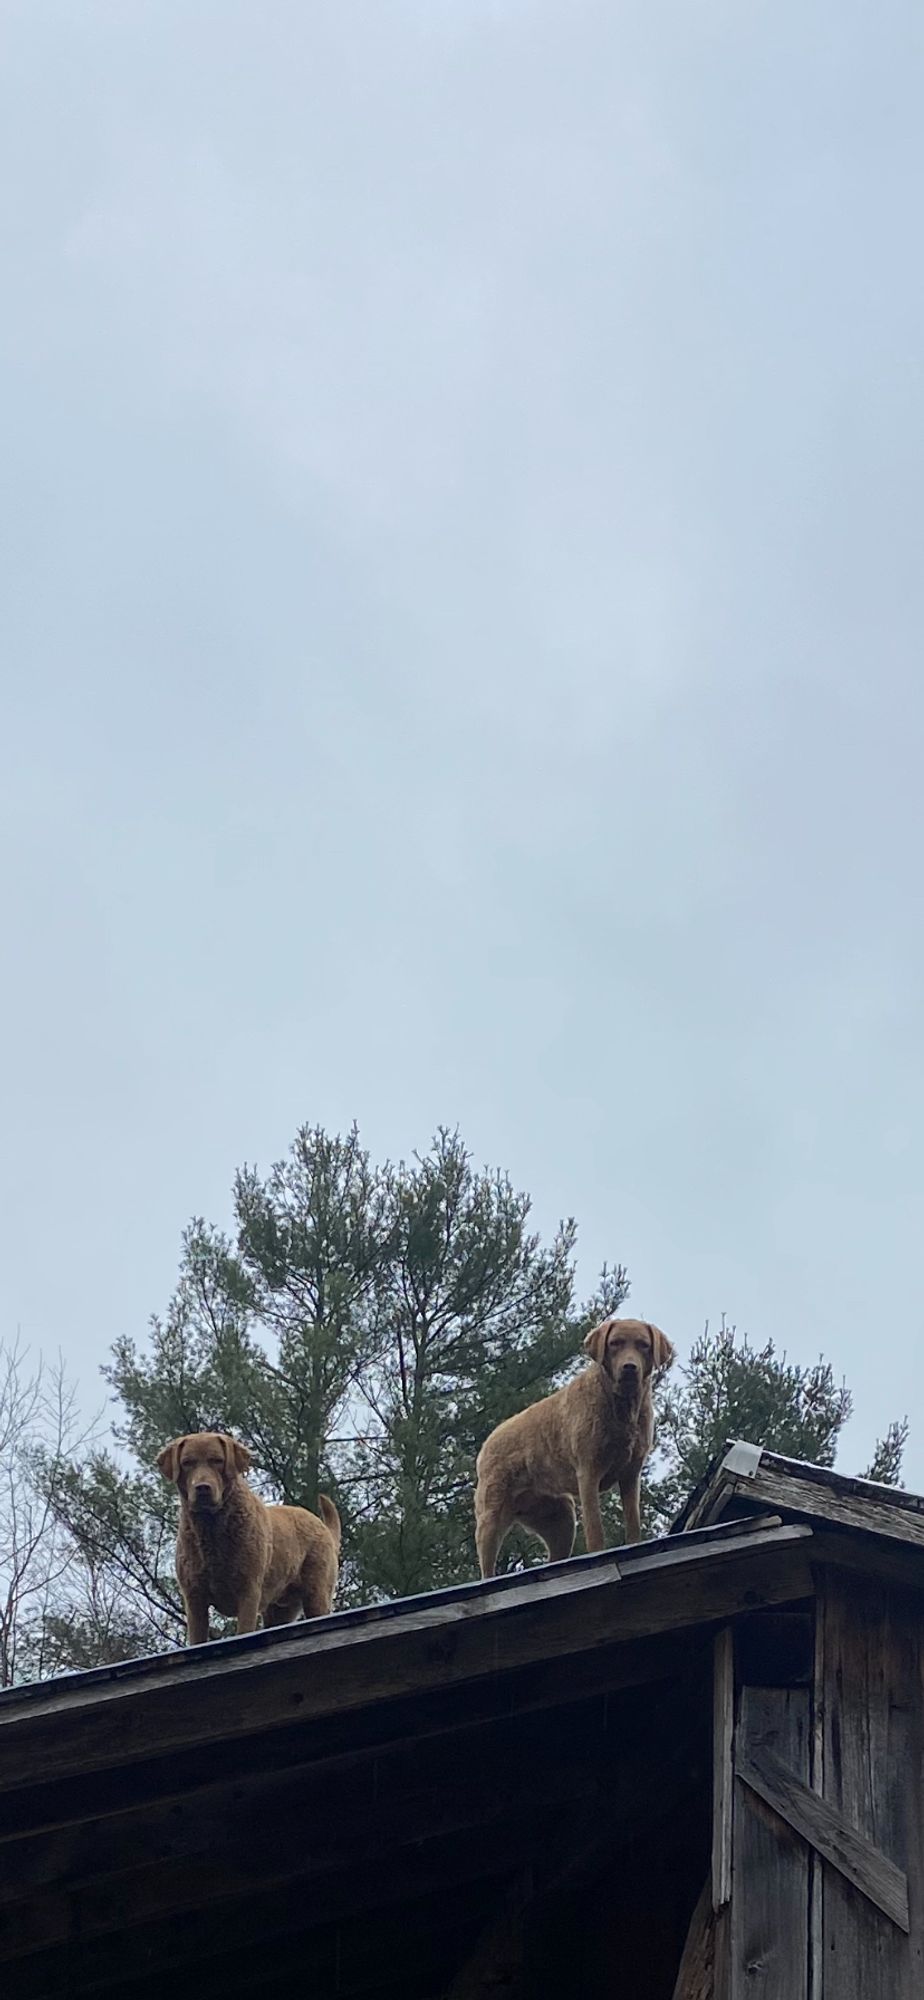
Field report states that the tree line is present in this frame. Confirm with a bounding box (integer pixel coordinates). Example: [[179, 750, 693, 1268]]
[[0, 1122, 909, 1683]]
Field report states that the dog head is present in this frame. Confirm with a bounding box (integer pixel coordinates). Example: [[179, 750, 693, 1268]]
[[582, 1318, 675, 1400], [156, 1432, 253, 1515]]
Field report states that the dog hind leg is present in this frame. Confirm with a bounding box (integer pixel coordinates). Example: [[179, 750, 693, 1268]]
[[516, 1494, 577, 1565], [474, 1489, 514, 1580]]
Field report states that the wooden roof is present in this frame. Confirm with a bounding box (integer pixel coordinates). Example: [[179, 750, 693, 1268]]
[[1, 1457, 922, 1997], [671, 1444, 924, 1579], [0, 1512, 813, 1997]]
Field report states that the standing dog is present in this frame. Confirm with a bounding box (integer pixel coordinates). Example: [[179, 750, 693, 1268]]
[[157, 1430, 340, 1644], [473, 1318, 674, 1577]]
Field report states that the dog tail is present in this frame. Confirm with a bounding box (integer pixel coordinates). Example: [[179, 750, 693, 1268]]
[[317, 1493, 342, 1553]]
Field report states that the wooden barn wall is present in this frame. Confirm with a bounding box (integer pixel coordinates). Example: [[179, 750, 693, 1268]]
[[816, 1570, 924, 2000], [706, 1577, 924, 2000], [707, 1613, 813, 2000], [730, 1684, 811, 1998]]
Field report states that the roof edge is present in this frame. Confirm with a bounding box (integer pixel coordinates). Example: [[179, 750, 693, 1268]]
[[671, 1440, 924, 1538]]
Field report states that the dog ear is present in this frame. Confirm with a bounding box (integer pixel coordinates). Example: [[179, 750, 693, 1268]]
[[647, 1325, 675, 1374], [226, 1437, 253, 1476], [583, 1318, 613, 1366], [156, 1438, 185, 1483]]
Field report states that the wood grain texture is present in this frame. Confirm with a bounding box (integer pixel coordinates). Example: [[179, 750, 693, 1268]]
[[0, 1526, 813, 1797], [676, 1446, 924, 1544], [819, 1572, 924, 2000], [736, 1744, 909, 1931], [810, 1591, 825, 2000], [731, 1686, 810, 1999], [673, 1877, 715, 2000], [731, 1468, 924, 1550], [0, 1626, 692, 1848], [712, 1627, 734, 1911]]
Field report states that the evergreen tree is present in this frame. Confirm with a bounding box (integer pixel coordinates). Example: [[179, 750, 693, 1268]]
[[33, 1137, 911, 1674], [643, 1316, 906, 1532], [863, 1418, 909, 1487], [345, 1129, 628, 1598], [42, 1122, 625, 1642], [47, 1124, 395, 1639]]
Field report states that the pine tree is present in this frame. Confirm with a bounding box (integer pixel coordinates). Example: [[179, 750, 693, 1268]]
[[41, 1123, 625, 1644], [643, 1316, 906, 1532], [345, 1128, 628, 1599], [34, 1147, 911, 1674]]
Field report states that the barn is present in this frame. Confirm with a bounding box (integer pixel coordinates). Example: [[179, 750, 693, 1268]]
[[1, 1443, 922, 1999]]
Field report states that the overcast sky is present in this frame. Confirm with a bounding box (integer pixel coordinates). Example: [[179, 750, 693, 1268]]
[[2, 2, 922, 1484]]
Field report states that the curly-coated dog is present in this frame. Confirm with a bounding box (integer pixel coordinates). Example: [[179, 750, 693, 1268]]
[[157, 1430, 340, 1644], [473, 1317, 674, 1577]]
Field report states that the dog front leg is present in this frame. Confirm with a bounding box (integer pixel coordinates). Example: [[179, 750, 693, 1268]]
[[619, 1470, 642, 1545], [236, 1586, 262, 1636], [184, 1591, 210, 1647], [578, 1472, 605, 1555]]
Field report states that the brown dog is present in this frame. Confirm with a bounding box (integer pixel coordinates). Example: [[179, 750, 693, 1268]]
[[473, 1318, 674, 1577], [156, 1430, 341, 1644]]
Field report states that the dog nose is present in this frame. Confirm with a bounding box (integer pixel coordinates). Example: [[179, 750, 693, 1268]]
[[194, 1481, 212, 1498]]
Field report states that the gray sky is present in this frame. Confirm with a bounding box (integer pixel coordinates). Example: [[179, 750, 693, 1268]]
[[2, 2, 922, 1483]]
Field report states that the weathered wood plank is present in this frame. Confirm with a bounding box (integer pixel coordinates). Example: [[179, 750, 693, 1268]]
[[0, 1527, 813, 1797], [0, 1624, 702, 1850], [810, 1584, 825, 2000], [0, 1682, 663, 1914], [0, 1625, 696, 1847], [673, 1877, 715, 2000], [0, 1513, 788, 1731], [729, 1467, 924, 1551], [0, 1510, 783, 1734], [731, 1686, 809, 1999], [677, 1447, 924, 1542], [712, 1627, 734, 1911], [736, 1744, 909, 1932], [808, 1524, 924, 1597], [819, 1572, 924, 2000]]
